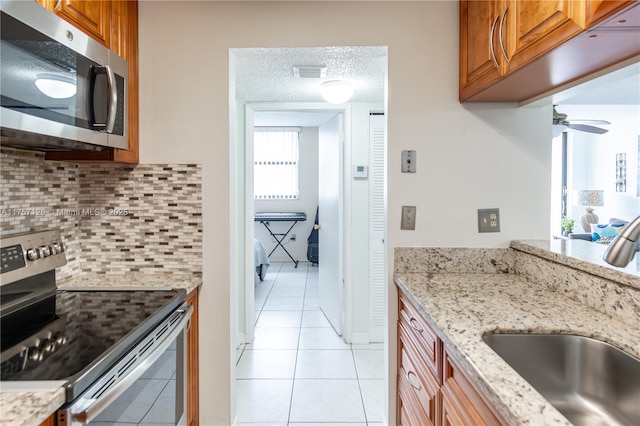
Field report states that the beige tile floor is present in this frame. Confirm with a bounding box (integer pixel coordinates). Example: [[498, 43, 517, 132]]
[[236, 262, 385, 425]]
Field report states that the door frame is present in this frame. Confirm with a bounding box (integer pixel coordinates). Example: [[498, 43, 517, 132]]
[[242, 102, 351, 344]]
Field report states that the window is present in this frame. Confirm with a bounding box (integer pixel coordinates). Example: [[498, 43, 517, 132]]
[[254, 129, 300, 200]]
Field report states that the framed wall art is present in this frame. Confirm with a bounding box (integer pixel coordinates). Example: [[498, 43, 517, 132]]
[[616, 153, 626, 192]]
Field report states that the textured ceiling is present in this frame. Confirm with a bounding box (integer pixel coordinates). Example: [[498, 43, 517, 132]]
[[553, 61, 640, 105], [232, 46, 637, 114], [232, 46, 387, 103], [254, 111, 339, 127]]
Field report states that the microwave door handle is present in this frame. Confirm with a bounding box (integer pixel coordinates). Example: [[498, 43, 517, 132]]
[[103, 65, 118, 134], [89, 65, 117, 132], [68, 305, 193, 424], [88, 66, 101, 130]]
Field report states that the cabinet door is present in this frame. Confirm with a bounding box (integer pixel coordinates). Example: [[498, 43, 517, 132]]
[[44, 0, 139, 164], [586, 0, 637, 26], [503, 0, 585, 73], [39, 414, 55, 426], [52, 0, 111, 46], [185, 288, 200, 426], [441, 351, 505, 425], [110, 0, 139, 163], [440, 389, 466, 426], [459, 0, 504, 101]]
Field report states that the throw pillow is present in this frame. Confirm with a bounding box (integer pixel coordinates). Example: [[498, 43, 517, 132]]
[[591, 223, 626, 241]]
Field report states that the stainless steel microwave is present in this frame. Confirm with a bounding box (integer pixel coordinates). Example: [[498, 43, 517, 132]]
[[0, 0, 128, 152]]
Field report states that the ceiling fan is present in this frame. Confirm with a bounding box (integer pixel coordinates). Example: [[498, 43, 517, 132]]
[[552, 106, 610, 137]]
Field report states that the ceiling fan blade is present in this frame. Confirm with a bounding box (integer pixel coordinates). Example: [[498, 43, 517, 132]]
[[569, 119, 611, 125], [568, 124, 609, 134]]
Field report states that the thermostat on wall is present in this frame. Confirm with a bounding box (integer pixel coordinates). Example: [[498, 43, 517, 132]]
[[353, 165, 368, 179]]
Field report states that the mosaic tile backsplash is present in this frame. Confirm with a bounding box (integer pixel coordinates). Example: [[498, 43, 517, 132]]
[[1, 148, 202, 278]]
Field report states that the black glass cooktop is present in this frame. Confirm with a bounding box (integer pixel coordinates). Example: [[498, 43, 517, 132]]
[[0, 289, 184, 399]]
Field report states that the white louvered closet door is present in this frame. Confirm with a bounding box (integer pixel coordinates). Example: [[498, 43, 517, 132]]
[[369, 113, 386, 342]]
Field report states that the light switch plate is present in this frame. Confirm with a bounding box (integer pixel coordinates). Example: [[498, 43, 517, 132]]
[[401, 150, 416, 173], [478, 208, 500, 233], [401, 205, 416, 230]]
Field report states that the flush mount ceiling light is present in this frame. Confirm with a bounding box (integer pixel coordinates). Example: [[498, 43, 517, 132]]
[[35, 74, 76, 99], [320, 80, 354, 104]]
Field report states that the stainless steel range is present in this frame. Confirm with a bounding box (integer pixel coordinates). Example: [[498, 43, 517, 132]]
[[0, 229, 192, 425]]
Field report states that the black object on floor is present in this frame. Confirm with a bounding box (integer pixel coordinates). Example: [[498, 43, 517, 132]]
[[307, 207, 319, 265]]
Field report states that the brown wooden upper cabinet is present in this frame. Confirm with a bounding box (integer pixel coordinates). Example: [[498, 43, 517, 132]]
[[460, 0, 639, 102], [586, 0, 637, 26], [36, 0, 140, 164], [459, 1, 504, 101], [502, 0, 585, 74], [36, 0, 111, 46]]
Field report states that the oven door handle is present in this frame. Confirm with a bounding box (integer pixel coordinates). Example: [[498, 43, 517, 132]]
[[67, 305, 193, 425]]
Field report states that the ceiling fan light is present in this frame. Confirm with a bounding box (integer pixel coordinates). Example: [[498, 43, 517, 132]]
[[35, 74, 76, 99], [320, 80, 354, 104], [552, 124, 567, 137]]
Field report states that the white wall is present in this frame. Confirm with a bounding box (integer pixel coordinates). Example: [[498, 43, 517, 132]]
[[254, 127, 319, 263], [138, 2, 551, 424], [564, 105, 640, 230]]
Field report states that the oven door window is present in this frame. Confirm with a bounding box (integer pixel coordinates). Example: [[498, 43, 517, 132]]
[[89, 335, 185, 425]]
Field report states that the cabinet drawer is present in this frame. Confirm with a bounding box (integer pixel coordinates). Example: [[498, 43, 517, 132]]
[[398, 367, 434, 426], [398, 332, 439, 425], [442, 350, 506, 425], [399, 333, 439, 422], [398, 291, 441, 382]]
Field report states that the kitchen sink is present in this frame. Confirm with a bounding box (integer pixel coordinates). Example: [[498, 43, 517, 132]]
[[482, 333, 640, 426]]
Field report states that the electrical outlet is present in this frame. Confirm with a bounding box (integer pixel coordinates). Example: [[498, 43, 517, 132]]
[[478, 208, 500, 233], [401, 206, 416, 230]]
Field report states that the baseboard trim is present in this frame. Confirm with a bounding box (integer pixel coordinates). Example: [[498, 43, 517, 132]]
[[351, 332, 370, 345]]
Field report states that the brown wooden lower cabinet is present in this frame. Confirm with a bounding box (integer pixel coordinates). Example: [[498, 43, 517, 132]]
[[186, 287, 200, 426], [397, 290, 505, 425], [441, 389, 467, 426], [39, 414, 55, 426], [441, 351, 504, 425]]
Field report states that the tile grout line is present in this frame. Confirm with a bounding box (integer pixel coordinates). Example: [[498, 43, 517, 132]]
[[241, 262, 375, 425], [286, 262, 308, 426], [350, 347, 370, 425]]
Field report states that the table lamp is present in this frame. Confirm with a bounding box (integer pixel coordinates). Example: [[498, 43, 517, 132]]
[[576, 190, 604, 233]]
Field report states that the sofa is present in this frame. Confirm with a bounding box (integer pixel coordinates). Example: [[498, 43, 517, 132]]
[[568, 218, 629, 244]]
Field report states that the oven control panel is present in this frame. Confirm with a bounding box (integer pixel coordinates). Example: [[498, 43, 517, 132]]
[[0, 244, 25, 274], [0, 229, 67, 285]]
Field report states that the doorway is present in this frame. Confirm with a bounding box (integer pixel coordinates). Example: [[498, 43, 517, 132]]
[[230, 45, 388, 424], [237, 103, 386, 425], [243, 103, 349, 345]]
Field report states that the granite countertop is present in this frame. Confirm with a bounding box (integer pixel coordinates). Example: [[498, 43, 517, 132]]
[[0, 388, 65, 426], [0, 272, 202, 426], [512, 239, 640, 289], [56, 272, 203, 293], [395, 272, 640, 426]]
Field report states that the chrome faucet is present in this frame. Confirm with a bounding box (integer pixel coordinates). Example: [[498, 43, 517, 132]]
[[603, 215, 640, 267]]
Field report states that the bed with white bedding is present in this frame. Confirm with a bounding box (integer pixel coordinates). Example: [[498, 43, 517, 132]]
[[254, 238, 270, 281]]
